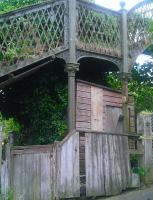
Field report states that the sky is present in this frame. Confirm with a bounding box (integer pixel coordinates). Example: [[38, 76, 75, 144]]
[[95, 0, 143, 11], [95, 0, 151, 65]]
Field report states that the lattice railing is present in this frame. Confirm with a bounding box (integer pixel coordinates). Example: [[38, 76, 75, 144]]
[[76, 0, 122, 58], [128, 0, 153, 62], [0, 0, 67, 76]]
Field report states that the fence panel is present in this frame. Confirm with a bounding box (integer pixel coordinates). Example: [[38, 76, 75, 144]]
[[85, 133, 131, 196]]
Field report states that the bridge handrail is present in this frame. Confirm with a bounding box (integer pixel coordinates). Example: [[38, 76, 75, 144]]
[[127, 0, 153, 66], [76, 0, 122, 58]]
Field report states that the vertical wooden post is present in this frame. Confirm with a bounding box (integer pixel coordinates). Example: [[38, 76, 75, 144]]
[[122, 75, 130, 133], [66, 0, 79, 132], [144, 118, 152, 167], [65, 63, 79, 132], [0, 126, 2, 194], [120, 1, 130, 134], [68, 0, 77, 63], [8, 132, 14, 189]]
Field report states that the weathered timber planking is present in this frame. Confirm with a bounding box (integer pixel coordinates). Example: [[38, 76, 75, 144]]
[[77, 91, 91, 98], [76, 110, 91, 117], [76, 82, 91, 130], [12, 150, 55, 200], [79, 132, 86, 196], [76, 80, 121, 95], [85, 133, 105, 196], [91, 86, 103, 132], [57, 132, 80, 198], [77, 103, 91, 110], [76, 81, 135, 133], [104, 102, 122, 108], [77, 84, 91, 93], [103, 90, 122, 99], [77, 88, 91, 93], [77, 97, 91, 105], [85, 133, 131, 197], [76, 115, 91, 123], [10, 133, 80, 200], [105, 106, 122, 133], [76, 122, 91, 130], [1, 144, 11, 196], [104, 96, 122, 104]]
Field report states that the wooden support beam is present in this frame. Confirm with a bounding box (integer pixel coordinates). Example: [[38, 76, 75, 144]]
[[65, 63, 79, 132]]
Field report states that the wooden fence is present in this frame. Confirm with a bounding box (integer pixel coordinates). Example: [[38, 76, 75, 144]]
[[1, 132, 80, 200], [1, 130, 131, 199], [0, 81, 134, 199], [137, 114, 153, 184]]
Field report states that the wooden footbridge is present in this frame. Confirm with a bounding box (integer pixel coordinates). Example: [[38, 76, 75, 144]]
[[1, 0, 153, 130], [0, 0, 153, 199]]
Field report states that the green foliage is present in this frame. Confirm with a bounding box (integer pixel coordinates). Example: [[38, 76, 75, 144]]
[[130, 154, 139, 163], [0, 62, 68, 145], [0, 0, 94, 14], [0, 1, 68, 145], [106, 62, 153, 113], [0, 0, 47, 14], [19, 83, 68, 145], [132, 167, 148, 177], [0, 113, 21, 137], [0, 189, 14, 200]]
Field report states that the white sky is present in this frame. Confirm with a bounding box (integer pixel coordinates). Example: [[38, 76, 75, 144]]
[[95, 0, 143, 11], [95, 0, 151, 65]]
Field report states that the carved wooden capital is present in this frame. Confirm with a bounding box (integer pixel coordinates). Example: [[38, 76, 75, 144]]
[[119, 72, 131, 82], [65, 63, 79, 77]]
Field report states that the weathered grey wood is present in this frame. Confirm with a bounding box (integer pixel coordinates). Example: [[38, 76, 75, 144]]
[[77, 91, 91, 98], [105, 107, 122, 133], [76, 82, 91, 130], [1, 144, 11, 198], [85, 133, 105, 196], [91, 86, 103, 132], [76, 81, 135, 133], [8, 132, 80, 200], [85, 133, 130, 197], [57, 132, 80, 198]]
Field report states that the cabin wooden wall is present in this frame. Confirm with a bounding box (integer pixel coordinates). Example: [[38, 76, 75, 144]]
[[76, 80, 126, 133], [76, 80, 132, 196]]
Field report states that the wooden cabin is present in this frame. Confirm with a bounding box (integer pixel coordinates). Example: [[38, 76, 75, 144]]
[[76, 80, 135, 134]]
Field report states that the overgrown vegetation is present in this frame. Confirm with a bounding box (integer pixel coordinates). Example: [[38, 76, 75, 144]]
[[0, 0, 47, 14], [0, 60, 68, 145], [106, 62, 153, 113], [0, 0, 95, 14], [0, 189, 14, 200]]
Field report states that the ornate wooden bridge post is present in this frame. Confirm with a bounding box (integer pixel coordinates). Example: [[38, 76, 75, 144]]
[[120, 1, 130, 134], [65, 0, 79, 132], [65, 63, 79, 132]]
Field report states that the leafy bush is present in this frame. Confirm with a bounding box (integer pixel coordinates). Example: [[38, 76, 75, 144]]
[[0, 113, 21, 137], [0, 0, 47, 14], [132, 167, 148, 177], [0, 61, 68, 145]]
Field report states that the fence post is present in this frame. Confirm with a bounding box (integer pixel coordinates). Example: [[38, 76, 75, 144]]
[[0, 126, 2, 194], [7, 132, 14, 190], [144, 117, 152, 167], [120, 1, 130, 134], [137, 114, 153, 184], [66, 0, 79, 132]]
